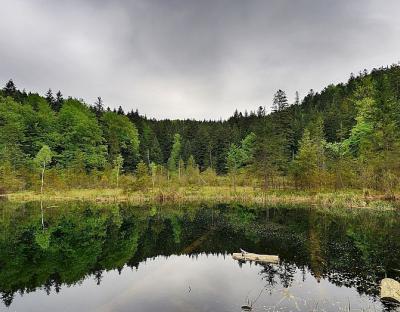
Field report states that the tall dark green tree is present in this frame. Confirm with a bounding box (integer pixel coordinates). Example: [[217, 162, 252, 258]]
[[54, 91, 64, 111], [167, 133, 182, 172], [45, 89, 55, 108], [251, 121, 285, 190], [272, 89, 289, 112], [102, 111, 140, 170], [3, 79, 16, 97]]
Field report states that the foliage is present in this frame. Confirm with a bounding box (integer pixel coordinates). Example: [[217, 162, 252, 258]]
[[34, 145, 52, 168], [167, 133, 182, 172], [1, 64, 400, 193]]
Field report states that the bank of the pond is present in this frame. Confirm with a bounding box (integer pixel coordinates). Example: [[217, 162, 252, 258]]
[[3, 187, 399, 210]]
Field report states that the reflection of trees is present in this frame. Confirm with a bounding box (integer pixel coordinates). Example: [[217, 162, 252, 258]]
[[0, 202, 398, 308], [260, 262, 297, 289], [308, 210, 326, 282]]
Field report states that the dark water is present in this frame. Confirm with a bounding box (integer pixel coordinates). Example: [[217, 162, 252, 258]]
[[0, 202, 399, 311]]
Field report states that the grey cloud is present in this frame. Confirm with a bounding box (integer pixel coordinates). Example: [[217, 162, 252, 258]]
[[0, 0, 399, 119]]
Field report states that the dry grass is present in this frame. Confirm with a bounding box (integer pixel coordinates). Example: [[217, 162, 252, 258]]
[[4, 187, 399, 210]]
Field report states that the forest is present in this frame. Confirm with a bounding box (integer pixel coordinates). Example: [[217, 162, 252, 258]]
[[0, 64, 399, 196]]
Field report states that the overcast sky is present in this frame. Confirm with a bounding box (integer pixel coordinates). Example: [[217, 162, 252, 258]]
[[0, 0, 399, 119]]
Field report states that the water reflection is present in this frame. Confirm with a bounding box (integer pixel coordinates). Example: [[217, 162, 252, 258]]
[[0, 202, 399, 311]]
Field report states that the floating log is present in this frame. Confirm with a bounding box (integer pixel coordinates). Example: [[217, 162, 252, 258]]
[[232, 251, 279, 264], [380, 278, 400, 303]]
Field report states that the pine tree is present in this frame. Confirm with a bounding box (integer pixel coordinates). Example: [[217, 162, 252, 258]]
[[54, 91, 64, 111], [117, 106, 124, 115], [4, 79, 16, 97], [167, 133, 182, 172], [271, 89, 295, 164], [257, 106, 265, 117], [45, 89, 55, 108], [292, 129, 319, 189], [150, 136, 163, 164], [135, 160, 150, 190], [272, 89, 289, 112], [251, 121, 285, 190], [94, 97, 104, 117], [294, 91, 300, 105]]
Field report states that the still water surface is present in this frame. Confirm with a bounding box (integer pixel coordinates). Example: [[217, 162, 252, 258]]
[[0, 202, 399, 311]]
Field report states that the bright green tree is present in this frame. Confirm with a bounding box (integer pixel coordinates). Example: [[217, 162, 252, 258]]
[[291, 129, 319, 188], [102, 111, 140, 170], [226, 133, 256, 191], [226, 144, 245, 192], [34, 145, 52, 194], [251, 122, 284, 190], [113, 154, 124, 188], [135, 160, 150, 190], [57, 99, 107, 169], [167, 133, 182, 172], [150, 162, 157, 189]]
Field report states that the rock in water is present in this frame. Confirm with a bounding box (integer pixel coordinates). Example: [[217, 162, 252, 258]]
[[381, 278, 400, 303]]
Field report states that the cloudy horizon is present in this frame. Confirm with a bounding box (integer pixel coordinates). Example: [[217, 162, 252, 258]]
[[1, 0, 399, 120]]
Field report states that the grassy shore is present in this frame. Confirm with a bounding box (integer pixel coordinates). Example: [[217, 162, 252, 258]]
[[3, 186, 399, 210]]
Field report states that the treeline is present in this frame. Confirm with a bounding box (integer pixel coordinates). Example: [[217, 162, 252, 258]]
[[0, 64, 399, 193]]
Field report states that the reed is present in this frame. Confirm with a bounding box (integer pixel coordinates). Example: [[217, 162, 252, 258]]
[[4, 187, 399, 210]]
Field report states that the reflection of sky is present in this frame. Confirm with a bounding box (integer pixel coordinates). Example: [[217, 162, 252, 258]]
[[6, 254, 382, 312]]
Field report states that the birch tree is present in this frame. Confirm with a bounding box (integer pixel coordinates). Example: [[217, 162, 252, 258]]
[[34, 145, 52, 195]]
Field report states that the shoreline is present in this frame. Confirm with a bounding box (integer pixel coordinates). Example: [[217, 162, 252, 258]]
[[2, 187, 399, 210]]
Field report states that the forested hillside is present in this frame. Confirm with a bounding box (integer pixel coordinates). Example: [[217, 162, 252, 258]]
[[1, 64, 399, 193]]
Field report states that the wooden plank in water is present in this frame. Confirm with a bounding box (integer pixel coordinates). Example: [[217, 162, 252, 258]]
[[381, 278, 400, 303], [232, 252, 279, 264]]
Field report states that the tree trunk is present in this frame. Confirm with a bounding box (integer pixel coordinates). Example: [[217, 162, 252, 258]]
[[40, 199, 44, 230], [40, 162, 46, 195], [233, 172, 236, 192]]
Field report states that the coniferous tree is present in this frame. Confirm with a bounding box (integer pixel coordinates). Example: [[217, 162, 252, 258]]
[[294, 91, 300, 105], [117, 106, 124, 115], [54, 91, 64, 111], [251, 122, 284, 190], [0, 64, 400, 193], [94, 97, 104, 116], [167, 133, 182, 172], [45, 89, 55, 108], [272, 89, 289, 112], [102, 111, 140, 170], [150, 136, 163, 164], [4, 79, 17, 97], [271, 89, 295, 164], [292, 129, 319, 189]]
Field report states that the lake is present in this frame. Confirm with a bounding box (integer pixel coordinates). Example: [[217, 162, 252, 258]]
[[0, 201, 399, 311]]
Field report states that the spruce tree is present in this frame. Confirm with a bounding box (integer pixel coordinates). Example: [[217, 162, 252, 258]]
[[94, 97, 104, 117], [4, 79, 16, 97], [117, 106, 124, 115], [294, 91, 300, 105], [54, 91, 64, 111], [45, 89, 55, 108], [167, 133, 182, 172], [272, 89, 289, 112]]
